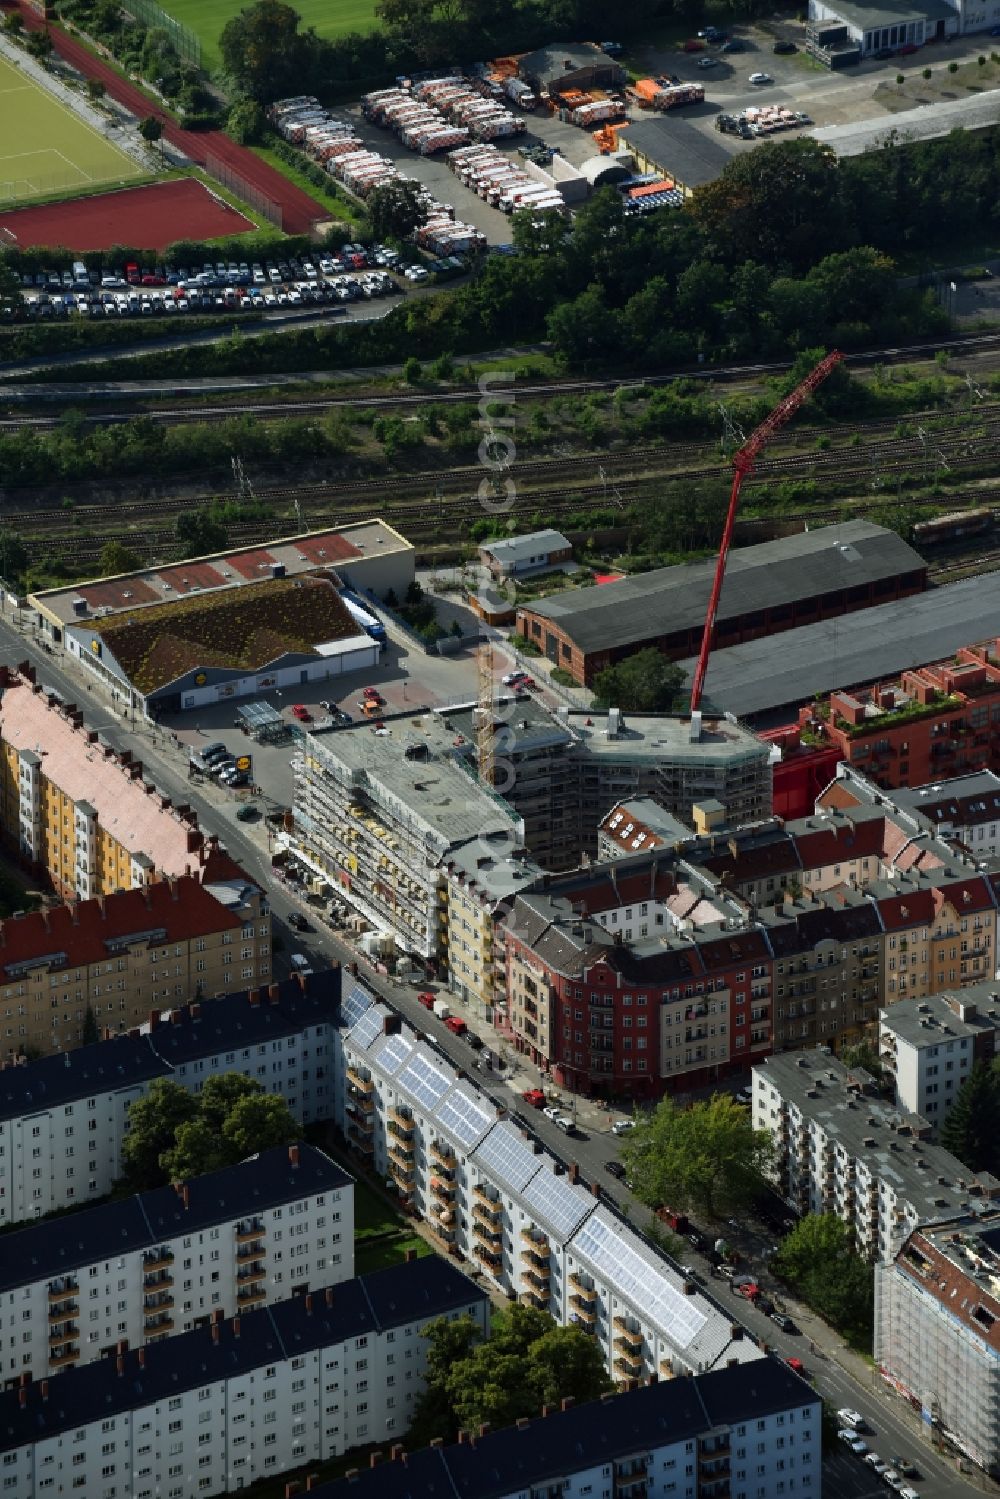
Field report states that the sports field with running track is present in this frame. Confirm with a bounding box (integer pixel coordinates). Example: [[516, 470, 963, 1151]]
[[160, 0, 379, 69], [0, 52, 143, 204]]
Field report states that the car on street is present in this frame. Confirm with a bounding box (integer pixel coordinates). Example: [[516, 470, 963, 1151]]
[[889, 1460, 920, 1479], [235, 804, 258, 821], [865, 1454, 889, 1475], [287, 911, 310, 932], [749, 71, 774, 83], [606, 1160, 626, 1179], [784, 1357, 805, 1374], [291, 704, 311, 722], [465, 1031, 483, 1050], [837, 1409, 866, 1430], [502, 671, 527, 686], [771, 1313, 796, 1333], [543, 1105, 563, 1121], [882, 1471, 903, 1491], [898, 1488, 920, 1499], [417, 991, 436, 1009], [612, 1119, 635, 1135], [838, 1432, 868, 1455], [444, 1016, 467, 1036], [698, 55, 718, 67], [522, 1088, 546, 1108]]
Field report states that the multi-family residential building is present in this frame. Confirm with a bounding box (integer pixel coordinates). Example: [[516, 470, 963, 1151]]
[[0, 969, 339, 1226], [752, 1050, 999, 1262], [309, 1360, 822, 1499], [823, 763, 1000, 857], [878, 983, 1000, 1127], [0, 667, 213, 897], [596, 796, 701, 861], [336, 982, 765, 1383], [875, 1211, 1000, 1476], [0, 1257, 489, 1499], [798, 643, 1000, 789], [0, 1143, 352, 1384], [0, 856, 270, 1059]]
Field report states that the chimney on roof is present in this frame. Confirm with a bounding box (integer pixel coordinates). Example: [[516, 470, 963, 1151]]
[[40, 1380, 49, 1402], [137, 1348, 145, 1368], [370, 1450, 384, 1468], [390, 1444, 406, 1462], [568, 1162, 579, 1184], [169, 878, 179, 901], [559, 1398, 574, 1412], [249, 988, 262, 1007], [143, 887, 152, 911], [97, 897, 106, 920], [404, 1247, 417, 1263], [479, 1422, 491, 1436], [211, 1323, 220, 1345], [18, 1388, 26, 1409], [305, 1294, 313, 1315], [325, 1288, 333, 1308], [182, 1185, 190, 1210], [515, 1418, 530, 1430], [116, 1354, 125, 1376], [87, 730, 98, 744], [429, 1439, 444, 1449], [289, 1144, 300, 1168], [190, 1003, 200, 1021], [149, 1009, 160, 1030], [171, 1009, 181, 1025], [541, 1404, 553, 1418], [233, 1317, 241, 1339], [269, 984, 281, 1004], [306, 1478, 321, 1493], [284, 1485, 302, 1499]]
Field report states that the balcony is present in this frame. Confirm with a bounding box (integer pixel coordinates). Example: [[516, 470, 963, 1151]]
[[48, 1323, 79, 1344], [49, 1347, 79, 1368], [388, 1147, 415, 1180], [473, 1217, 503, 1247], [521, 1284, 551, 1310], [473, 1240, 502, 1269], [347, 1067, 374, 1095], [570, 1300, 597, 1328], [236, 1241, 266, 1263], [429, 1175, 456, 1202], [613, 1319, 643, 1351], [48, 1304, 78, 1324], [235, 1222, 265, 1245], [700, 1437, 731, 1457], [522, 1261, 551, 1289], [347, 1122, 375, 1155], [143, 1292, 174, 1313], [430, 1139, 456, 1170], [47, 1283, 78, 1303], [145, 1317, 174, 1338], [142, 1250, 174, 1272], [569, 1273, 596, 1302], [388, 1106, 415, 1137], [473, 1187, 502, 1217], [614, 1352, 645, 1379], [237, 1282, 267, 1304]]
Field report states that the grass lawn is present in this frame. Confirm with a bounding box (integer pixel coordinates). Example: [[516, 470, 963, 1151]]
[[0, 54, 142, 204], [161, 0, 380, 69], [353, 1177, 433, 1275]]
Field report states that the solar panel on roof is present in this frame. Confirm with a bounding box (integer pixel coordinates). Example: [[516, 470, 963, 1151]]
[[397, 1051, 451, 1112], [375, 1031, 413, 1075], [341, 984, 375, 1030], [433, 1087, 495, 1148], [348, 1006, 385, 1053], [572, 1213, 707, 1350], [521, 1169, 592, 1242], [474, 1122, 542, 1194]]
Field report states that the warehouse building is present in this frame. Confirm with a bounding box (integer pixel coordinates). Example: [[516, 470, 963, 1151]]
[[620, 117, 736, 196], [0, 1143, 352, 1382], [0, 1258, 488, 1499], [809, 0, 961, 57], [516, 521, 927, 686], [518, 41, 626, 96], [684, 572, 1000, 724]]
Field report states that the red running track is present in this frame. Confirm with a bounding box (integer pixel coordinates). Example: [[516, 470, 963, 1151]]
[[0, 178, 255, 251], [9, 1, 327, 235]]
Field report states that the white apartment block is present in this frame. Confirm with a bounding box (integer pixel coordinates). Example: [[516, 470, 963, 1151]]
[[879, 983, 1000, 1127], [336, 982, 763, 1383], [0, 971, 338, 1227], [0, 1143, 352, 1385], [0, 1258, 489, 1499], [309, 1360, 822, 1499], [753, 1050, 999, 1262]]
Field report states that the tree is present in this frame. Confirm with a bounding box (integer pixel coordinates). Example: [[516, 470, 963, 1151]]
[[690, 138, 840, 270], [409, 1304, 612, 1446], [122, 1079, 199, 1189], [620, 1093, 774, 1220], [592, 648, 686, 714], [199, 1073, 263, 1134], [160, 1116, 226, 1180], [227, 99, 265, 144], [25, 27, 52, 61], [81, 1006, 99, 1046], [0, 531, 28, 583], [138, 115, 163, 143], [220, 0, 315, 101], [941, 1062, 1000, 1174], [176, 510, 227, 558], [772, 1213, 874, 1343], [839, 1041, 884, 1080], [100, 539, 141, 576], [222, 1092, 299, 1160], [85, 78, 106, 104], [368, 179, 424, 242]]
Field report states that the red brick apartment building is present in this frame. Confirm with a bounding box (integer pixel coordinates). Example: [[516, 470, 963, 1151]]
[[801, 644, 1000, 789]]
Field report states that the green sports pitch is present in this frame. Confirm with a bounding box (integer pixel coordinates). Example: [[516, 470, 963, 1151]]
[[0, 54, 142, 204], [160, 0, 380, 70]]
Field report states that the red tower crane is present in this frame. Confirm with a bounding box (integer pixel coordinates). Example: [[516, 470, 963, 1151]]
[[689, 349, 845, 715]]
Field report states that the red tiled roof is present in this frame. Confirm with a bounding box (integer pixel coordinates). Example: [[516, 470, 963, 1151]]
[[228, 548, 276, 580], [791, 817, 886, 869], [155, 562, 227, 594], [77, 578, 159, 610], [0, 876, 241, 977], [294, 534, 361, 564]]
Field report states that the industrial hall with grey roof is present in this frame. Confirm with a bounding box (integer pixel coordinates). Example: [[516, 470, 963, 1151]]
[[514, 521, 927, 685]]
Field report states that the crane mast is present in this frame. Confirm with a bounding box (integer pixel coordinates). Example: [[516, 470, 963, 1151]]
[[689, 350, 845, 714]]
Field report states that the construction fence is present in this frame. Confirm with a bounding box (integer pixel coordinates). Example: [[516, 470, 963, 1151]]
[[202, 153, 283, 230]]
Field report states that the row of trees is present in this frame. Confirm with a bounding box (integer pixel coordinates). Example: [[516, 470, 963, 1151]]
[[121, 1075, 299, 1191], [620, 1093, 774, 1220], [772, 1214, 874, 1348]]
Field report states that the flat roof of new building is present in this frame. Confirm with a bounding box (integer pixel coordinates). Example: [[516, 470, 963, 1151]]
[[755, 1050, 991, 1226], [29, 522, 413, 628], [566, 709, 769, 767], [879, 983, 1000, 1050], [684, 573, 1000, 721], [621, 117, 736, 187], [519, 522, 923, 656], [820, 0, 954, 30]]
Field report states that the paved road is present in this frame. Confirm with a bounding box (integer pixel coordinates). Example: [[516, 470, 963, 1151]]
[[11, 1, 326, 234]]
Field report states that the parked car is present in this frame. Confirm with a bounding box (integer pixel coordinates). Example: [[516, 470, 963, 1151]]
[[444, 1015, 467, 1036], [235, 804, 258, 821], [773, 39, 797, 52], [698, 55, 719, 67], [465, 1032, 483, 1050], [889, 1459, 920, 1479], [838, 1432, 867, 1455], [865, 1454, 889, 1475], [502, 671, 526, 686], [749, 71, 774, 83], [291, 704, 312, 722], [362, 687, 383, 702], [837, 1409, 866, 1431], [287, 911, 310, 932], [417, 991, 436, 1010], [522, 1088, 546, 1108], [784, 1357, 805, 1374], [612, 1119, 635, 1135], [771, 1313, 796, 1333]]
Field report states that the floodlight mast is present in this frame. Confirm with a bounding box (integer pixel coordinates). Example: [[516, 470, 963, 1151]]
[[688, 349, 845, 714]]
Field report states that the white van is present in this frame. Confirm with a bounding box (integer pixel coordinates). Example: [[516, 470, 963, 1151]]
[[290, 953, 313, 974], [72, 260, 89, 285]]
